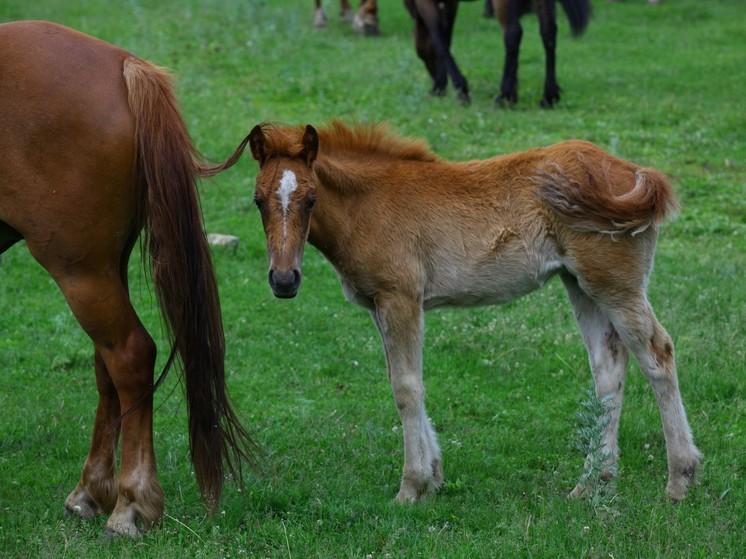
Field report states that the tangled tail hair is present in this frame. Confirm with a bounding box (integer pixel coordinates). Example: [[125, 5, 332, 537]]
[[535, 158, 678, 236], [122, 57, 257, 510]]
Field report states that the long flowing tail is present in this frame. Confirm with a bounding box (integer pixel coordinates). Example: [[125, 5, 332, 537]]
[[558, 0, 592, 37], [535, 155, 678, 235], [122, 57, 257, 510]]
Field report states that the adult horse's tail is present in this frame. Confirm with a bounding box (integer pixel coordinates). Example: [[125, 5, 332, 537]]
[[559, 0, 592, 37], [122, 57, 256, 510]]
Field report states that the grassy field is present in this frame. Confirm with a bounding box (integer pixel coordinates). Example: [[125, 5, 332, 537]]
[[1, 0, 744, 557]]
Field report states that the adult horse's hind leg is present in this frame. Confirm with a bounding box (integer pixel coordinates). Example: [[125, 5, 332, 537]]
[[537, 0, 560, 107], [561, 272, 630, 495], [372, 294, 443, 503], [406, 0, 470, 105], [39, 255, 163, 535], [406, 0, 446, 96], [64, 349, 121, 519], [495, 0, 523, 106]]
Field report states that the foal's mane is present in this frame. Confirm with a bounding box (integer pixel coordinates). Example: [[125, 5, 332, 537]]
[[256, 120, 439, 162], [315, 120, 439, 163], [255, 120, 440, 193]]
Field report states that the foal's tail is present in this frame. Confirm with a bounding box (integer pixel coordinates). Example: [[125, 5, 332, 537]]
[[558, 0, 592, 37], [122, 57, 257, 511], [535, 149, 678, 236]]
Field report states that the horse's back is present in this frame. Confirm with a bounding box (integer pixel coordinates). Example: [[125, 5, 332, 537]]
[[0, 21, 138, 264]]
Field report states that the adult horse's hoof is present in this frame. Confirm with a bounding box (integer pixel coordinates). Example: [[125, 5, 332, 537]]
[[456, 89, 471, 106], [495, 94, 516, 108], [430, 85, 447, 98], [540, 96, 559, 108], [65, 487, 103, 520], [105, 503, 155, 538]]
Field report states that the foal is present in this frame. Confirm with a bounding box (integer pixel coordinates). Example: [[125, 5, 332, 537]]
[[242, 120, 700, 503]]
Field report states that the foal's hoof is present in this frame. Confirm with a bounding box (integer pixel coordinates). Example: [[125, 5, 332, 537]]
[[430, 85, 447, 98], [666, 468, 698, 502], [568, 482, 588, 500]]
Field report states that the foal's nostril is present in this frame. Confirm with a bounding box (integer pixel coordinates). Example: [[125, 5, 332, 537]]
[[268, 268, 301, 298]]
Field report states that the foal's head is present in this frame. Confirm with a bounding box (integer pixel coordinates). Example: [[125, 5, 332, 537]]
[[249, 124, 319, 298]]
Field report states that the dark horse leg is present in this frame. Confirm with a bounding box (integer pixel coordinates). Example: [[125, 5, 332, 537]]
[[495, 0, 590, 107], [494, 0, 529, 107], [537, 0, 560, 107], [405, 0, 470, 105]]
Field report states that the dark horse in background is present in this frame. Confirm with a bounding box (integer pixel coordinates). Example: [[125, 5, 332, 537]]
[[0, 21, 255, 536], [406, 0, 592, 106]]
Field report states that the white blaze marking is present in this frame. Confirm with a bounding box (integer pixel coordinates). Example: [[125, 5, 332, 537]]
[[277, 169, 297, 215], [276, 169, 298, 240]]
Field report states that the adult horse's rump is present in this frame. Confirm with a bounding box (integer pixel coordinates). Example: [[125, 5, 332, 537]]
[[0, 21, 255, 536]]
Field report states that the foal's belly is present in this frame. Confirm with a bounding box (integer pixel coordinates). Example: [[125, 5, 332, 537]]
[[422, 241, 564, 310]]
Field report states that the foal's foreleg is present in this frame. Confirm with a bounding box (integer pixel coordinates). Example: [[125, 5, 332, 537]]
[[372, 295, 442, 502], [609, 301, 701, 501], [561, 274, 629, 496]]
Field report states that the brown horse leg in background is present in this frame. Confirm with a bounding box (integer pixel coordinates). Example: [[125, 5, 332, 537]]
[[0, 21, 255, 536], [492, 0, 591, 107], [314, 0, 379, 35], [314, 0, 353, 27], [405, 0, 469, 105]]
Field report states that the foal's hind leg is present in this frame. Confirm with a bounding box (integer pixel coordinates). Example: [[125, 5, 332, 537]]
[[561, 273, 630, 496], [605, 298, 701, 501], [372, 294, 443, 503]]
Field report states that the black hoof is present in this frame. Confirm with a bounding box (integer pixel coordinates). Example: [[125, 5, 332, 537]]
[[494, 94, 516, 109], [456, 90, 471, 106]]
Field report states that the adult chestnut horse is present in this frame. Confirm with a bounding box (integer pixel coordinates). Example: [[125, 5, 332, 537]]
[[240, 120, 700, 503], [0, 21, 255, 536], [406, 0, 591, 106]]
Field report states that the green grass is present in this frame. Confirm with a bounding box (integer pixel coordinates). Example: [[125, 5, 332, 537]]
[[1, 0, 744, 557]]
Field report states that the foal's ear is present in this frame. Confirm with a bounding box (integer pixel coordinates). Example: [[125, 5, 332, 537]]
[[302, 125, 319, 167], [248, 124, 267, 166]]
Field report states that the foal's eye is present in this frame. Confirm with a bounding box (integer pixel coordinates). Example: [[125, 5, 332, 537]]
[[254, 196, 264, 210], [306, 195, 317, 211]]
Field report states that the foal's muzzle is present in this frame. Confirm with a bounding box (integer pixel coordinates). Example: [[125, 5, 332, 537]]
[[268, 268, 301, 298]]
